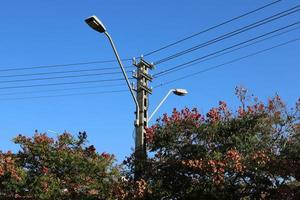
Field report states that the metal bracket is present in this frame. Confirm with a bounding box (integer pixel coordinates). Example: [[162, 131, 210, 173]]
[[138, 84, 152, 94]]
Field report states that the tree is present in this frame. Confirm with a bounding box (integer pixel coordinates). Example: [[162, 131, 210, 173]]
[[124, 87, 300, 199], [0, 150, 26, 199], [1, 88, 299, 200], [0, 131, 120, 200]]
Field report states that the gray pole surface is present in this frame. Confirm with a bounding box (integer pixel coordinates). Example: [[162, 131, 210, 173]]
[[133, 59, 153, 179]]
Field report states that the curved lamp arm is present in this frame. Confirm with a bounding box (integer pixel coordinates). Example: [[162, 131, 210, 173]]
[[85, 15, 140, 126], [104, 32, 139, 126]]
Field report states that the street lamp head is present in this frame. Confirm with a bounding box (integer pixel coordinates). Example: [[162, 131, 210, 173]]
[[172, 88, 188, 96], [85, 15, 106, 33]]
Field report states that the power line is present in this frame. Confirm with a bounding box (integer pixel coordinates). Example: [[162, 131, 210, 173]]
[[0, 59, 132, 72], [0, 70, 131, 84], [0, 83, 125, 96], [154, 37, 300, 88], [154, 5, 300, 64], [154, 25, 300, 78], [154, 21, 300, 77], [0, 89, 128, 101], [143, 0, 282, 57], [154, 5, 300, 65], [0, 67, 132, 79], [0, 77, 134, 90]]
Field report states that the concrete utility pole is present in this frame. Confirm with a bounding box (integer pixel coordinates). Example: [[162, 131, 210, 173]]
[[133, 58, 154, 179]]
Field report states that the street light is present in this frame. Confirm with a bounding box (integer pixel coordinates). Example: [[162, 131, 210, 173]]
[[85, 15, 140, 126], [148, 88, 188, 122], [85, 16, 106, 33], [85, 16, 187, 178]]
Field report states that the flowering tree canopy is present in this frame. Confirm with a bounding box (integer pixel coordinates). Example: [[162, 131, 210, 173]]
[[124, 88, 300, 200], [0, 131, 120, 199], [1, 88, 299, 199]]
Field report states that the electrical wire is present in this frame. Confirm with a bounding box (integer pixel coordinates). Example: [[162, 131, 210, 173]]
[[154, 21, 300, 77], [0, 1, 281, 74], [1, 37, 298, 100], [0, 77, 134, 90], [0, 89, 128, 101], [154, 5, 300, 64], [0, 1, 291, 101], [143, 0, 282, 57], [0, 59, 132, 72], [0, 83, 125, 96], [0, 67, 132, 79], [154, 37, 300, 88], [154, 5, 300, 65], [155, 26, 300, 78], [0, 71, 132, 84]]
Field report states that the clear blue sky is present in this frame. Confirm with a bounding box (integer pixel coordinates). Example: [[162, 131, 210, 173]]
[[0, 0, 299, 161]]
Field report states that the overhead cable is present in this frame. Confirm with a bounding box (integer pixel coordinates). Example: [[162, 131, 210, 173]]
[[154, 21, 300, 77], [0, 67, 131, 79], [0, 83, 125, 96], [0, 59, 132, 72], [0, 78, 134, 90], [143, 0, 282, 57], [0, 89, 128, 101], [154, 37, 300, 88], [0, 71, 130, 84], [154, 5, 300, 65]]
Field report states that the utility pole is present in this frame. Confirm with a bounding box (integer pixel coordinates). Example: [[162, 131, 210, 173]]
[[85, 16, 186, 180], [133, 57, 154, 179]]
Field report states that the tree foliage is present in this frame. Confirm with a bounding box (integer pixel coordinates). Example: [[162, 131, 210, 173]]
[[1, 88, 299, 199], [123, 88, 300, 199], [0, 131, 120, 199]]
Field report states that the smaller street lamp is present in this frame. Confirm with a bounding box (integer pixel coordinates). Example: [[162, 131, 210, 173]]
[[148, 89, 188, 122], [172, 88, 188, 96]]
